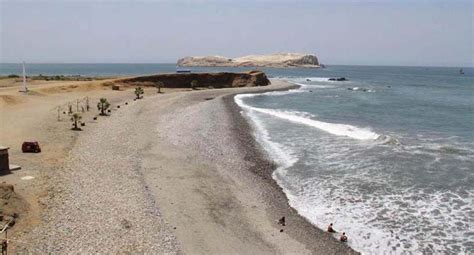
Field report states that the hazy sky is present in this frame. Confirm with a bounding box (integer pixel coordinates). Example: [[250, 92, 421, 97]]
[[1, 0, 473, 66]]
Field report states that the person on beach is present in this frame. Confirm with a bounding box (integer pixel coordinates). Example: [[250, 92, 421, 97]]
[[340, 232, 348, 242], [327, 223, 336, 233], [278, 217, 286, 226]]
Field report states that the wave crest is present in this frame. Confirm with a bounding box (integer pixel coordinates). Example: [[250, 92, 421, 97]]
[[235, 93, 380, 140]]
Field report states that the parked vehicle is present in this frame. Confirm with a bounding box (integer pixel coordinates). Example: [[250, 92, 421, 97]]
[[21, 141, 41, 153]]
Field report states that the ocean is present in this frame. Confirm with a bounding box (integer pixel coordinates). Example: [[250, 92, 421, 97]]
[[236, 66, 473, 254], [1, 63, 472, 254]]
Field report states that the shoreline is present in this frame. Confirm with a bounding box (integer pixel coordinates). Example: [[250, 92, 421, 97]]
[[11, 79, 357, 253], [222, 83, 359, 254], [141, 80, 358, 254]]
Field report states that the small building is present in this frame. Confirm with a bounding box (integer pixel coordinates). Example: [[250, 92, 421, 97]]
[[0, 146, 10, 173]]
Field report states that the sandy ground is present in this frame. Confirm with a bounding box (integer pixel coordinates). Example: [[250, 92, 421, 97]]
[[0, 78, 173, 249], [1, 78, 357, 253]]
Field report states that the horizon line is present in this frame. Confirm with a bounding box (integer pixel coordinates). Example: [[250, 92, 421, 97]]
[[0, 62, 472, 68]]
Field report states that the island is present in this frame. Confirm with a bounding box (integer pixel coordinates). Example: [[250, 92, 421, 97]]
[[114, 70, 271, 88], [177, 53, 321, 68]]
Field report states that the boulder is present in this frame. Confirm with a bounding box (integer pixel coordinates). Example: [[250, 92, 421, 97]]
[[329, 77, 347, 81]]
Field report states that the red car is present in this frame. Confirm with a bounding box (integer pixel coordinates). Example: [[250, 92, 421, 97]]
[[22, 141, 41, 153]]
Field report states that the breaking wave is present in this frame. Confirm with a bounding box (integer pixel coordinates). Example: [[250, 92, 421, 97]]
[[235, 93, 380, 140]]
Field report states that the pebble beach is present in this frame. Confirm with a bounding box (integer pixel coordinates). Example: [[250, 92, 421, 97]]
[[13, 80, 357, 254]]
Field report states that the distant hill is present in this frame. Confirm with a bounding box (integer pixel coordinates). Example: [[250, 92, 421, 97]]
[[177, 53, 320, 68]]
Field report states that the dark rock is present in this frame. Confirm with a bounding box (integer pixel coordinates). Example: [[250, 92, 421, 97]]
[[329, 77, 347, 81], [117, 71, 271, 89]]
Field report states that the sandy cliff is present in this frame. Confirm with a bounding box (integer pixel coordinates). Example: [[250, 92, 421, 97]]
[[177, 53, 320, 68]]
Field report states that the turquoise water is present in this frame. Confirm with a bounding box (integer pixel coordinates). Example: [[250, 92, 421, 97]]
[[2, 63, 472, 253], [236, 66, 473, 254]]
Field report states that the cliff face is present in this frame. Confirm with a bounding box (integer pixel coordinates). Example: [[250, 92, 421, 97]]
[[177, 56, 232, 67], [118, 71, 271, 89], [177, 53, 320, 68]]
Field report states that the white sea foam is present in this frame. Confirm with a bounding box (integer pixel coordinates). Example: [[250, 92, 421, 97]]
[[271, 135, 474, 254], [261, 88, 306, 96], [376, 134, 401, 146], [235, 89, 473, 254], [235, 94, 379, 140], [276, 174, 473, 254], [293, 82, 335, 89], [243, 109, 298, 169]]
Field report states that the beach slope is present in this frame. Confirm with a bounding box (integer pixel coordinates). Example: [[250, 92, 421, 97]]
[[15, 80, 356, 254]]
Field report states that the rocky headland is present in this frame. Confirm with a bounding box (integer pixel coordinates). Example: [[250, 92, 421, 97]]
[[177, 53, 320, 68], [117, 71, 271, 88]]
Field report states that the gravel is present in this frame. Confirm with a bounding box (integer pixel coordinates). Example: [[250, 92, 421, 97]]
[[16, 101, 181, 254], [155, 83, 358, 254], [15, 81, 357, 254]]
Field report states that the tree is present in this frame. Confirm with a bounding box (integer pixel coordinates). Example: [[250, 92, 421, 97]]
[[191, 80, 198, 90], [71, 113, 82, 130], [97, 98, 110, 116], [135, 87, 144, 99], [156, 81, 164, 94]]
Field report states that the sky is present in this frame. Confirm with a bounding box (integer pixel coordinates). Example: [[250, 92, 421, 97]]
[[0, 0, 472, 66]]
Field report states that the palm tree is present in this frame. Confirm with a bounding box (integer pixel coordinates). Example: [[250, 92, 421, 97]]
[[97, 98, 110, 116], [156, 81, 164, 94], [71, 113, 82, 130], [191, 80, 198, 90], [135, 87, 144, 99]]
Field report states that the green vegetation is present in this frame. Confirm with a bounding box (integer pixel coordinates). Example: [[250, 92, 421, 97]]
[[97, 98, 111, 116], [155, 81, 164, 93], [71, 113, 82, 130], [0, 74, 112, 81], [135, 87, 144, 99], [31, 75, 110, 81], [0, 74, 20, 80]]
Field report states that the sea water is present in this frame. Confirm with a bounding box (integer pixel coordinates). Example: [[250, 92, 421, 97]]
[[236, 66, 473, 254], [2, 63, 472, 253]]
